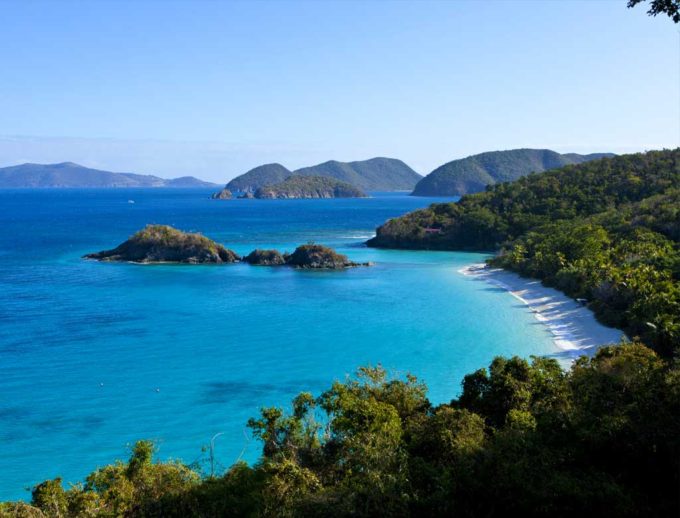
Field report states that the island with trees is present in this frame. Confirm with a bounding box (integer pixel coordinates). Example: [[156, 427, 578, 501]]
[[253, 175, 367, 199], [86, 230, 367, 269], [220, 157, 422, 195], [84, 225, 240, 264]]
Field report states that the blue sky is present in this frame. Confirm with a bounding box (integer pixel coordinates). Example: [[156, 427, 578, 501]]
[[0, 0, 677, 181]]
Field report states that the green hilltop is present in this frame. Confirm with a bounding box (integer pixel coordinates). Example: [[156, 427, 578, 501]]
[[221, 157, 421, 194], [254, 175, 367, 199], [411, 149, 614, 196], [293, 157, 421, 191], [225, 163, 292, 192]]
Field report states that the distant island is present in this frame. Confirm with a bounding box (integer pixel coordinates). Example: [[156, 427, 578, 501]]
[[253, 175, 367, 199], [222, 157, 422, 193], [0, 162, 218, 188], [411, 149, 615, 196], [84, 225, 240, 264], [225, 163, 293, 193], [211, 187, 232, 199]]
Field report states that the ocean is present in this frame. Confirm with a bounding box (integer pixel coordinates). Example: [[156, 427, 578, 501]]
[[0, 189, 554, 500]]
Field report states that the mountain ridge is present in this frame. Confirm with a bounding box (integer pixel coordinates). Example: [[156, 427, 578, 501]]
[[0, 162, 218, 188]]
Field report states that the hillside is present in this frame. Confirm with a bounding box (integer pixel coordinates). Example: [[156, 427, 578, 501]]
[[411, 149, 614, 196], [369, 149, 680, 356], [223, 157, 421, 194], [225, 163, 292, 192], [254, 175, 366, 199], [0, 162, 217, 188], [294, 157, 421, 191]]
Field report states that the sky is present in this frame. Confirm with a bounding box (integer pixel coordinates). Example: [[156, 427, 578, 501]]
[[0, 0, 678, 182]]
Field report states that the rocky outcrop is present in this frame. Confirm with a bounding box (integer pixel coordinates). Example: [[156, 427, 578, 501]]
[[84, 225, 240, 264], [238, 191, 255, 199], [211, 188, 233, 199], [285, 244, 368, 269], [244, 244, 369, 269], [243, 249, 287, 266]]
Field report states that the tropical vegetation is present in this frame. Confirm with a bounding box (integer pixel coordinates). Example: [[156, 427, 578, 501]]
[[254, 176, 367, 199], [411, 149, 613, 196], [369, 149, 680, 356], [3, 343, 678, 516]]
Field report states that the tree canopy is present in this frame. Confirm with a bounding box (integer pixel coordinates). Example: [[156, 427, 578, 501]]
[[3, 345, 679, 517], [628, 0, 680, 23]]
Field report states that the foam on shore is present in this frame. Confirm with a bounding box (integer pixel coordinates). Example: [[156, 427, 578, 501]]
[[459, 263, 625, 360]]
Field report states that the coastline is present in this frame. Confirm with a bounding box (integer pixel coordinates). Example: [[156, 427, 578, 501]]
[[459, 263, 625, 360]]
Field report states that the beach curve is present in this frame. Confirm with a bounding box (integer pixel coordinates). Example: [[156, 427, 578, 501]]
[[460, 263, 626, 360]]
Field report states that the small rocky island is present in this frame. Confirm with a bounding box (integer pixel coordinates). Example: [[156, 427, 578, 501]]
[[254, 175, 367, 199], [86, 226, 368, 269], [84, 225, 240, 264], [286, 244, 367, 268], [244, 249, 287, 266], [210, 188, 232, 199], [246, 244, 368, 269]]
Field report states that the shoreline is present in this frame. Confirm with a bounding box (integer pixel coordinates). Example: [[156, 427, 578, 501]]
[[459, 263, 625, 360]]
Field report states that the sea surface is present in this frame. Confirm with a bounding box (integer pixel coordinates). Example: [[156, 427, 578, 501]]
[[0, 189, 555, 500]]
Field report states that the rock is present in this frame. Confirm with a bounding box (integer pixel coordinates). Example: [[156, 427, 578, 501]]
[[243, 249, 286, 265], [84, 225, 240, 264], [211, 188, 232, 199], [285, 244, 368, 269], [238, 191, 255, 199]]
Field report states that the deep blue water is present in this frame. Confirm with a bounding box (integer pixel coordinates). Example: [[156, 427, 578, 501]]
[[0, 189, 554, 500]]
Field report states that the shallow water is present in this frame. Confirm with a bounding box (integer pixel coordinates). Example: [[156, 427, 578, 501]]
[[0, 189, 553, 500]]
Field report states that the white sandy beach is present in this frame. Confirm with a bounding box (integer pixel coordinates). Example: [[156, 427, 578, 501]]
[[460, 263, 626, 360]]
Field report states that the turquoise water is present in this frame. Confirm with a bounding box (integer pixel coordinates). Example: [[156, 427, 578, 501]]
[[0, 189, 554, 500]]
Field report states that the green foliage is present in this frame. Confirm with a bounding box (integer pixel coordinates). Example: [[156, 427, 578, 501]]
[[293, 157, 421, 191], [285, 244, 359, 268], [254, 175, 367, 199], [628, 0, 680, 22], [411, 148, 613, 196], [10, 350, 680, 516], [226, 163, 293, 192], [85, 225, 240, 264], [370, 149, 680, 356], [226, 158, 421, 193]]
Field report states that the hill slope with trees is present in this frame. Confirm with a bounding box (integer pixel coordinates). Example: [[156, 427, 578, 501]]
[[254, 175, 367, 199], [411, 149, 615, 196], [294, 157, 422, 191], [369, 149, 680, 356]]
